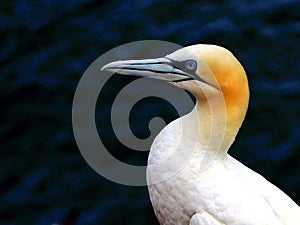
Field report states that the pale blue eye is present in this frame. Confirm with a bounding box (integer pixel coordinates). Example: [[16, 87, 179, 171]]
[[185, 60, 197, 71]]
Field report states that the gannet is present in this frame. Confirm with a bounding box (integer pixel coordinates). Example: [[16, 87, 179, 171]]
[[102, 44, 300, 225]]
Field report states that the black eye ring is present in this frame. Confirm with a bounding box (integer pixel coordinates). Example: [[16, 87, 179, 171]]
[[185, 60, 197, 71]]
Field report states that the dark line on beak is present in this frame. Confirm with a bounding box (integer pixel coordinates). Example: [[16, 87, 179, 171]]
[[173, 77, 194, 82], [108, 67, 188, 76]]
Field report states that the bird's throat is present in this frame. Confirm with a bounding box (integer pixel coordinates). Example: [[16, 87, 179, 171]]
[[190, 87, 249, 158]]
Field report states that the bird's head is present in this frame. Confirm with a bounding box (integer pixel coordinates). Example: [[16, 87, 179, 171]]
[[102, 44, 249, 130], [102, 44, 249, 128]]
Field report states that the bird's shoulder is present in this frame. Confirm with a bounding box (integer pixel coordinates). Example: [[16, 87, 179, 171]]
[[224, 155, 300, 224]]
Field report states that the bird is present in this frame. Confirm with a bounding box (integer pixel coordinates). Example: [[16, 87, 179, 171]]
[[101, 44, 300, 225]]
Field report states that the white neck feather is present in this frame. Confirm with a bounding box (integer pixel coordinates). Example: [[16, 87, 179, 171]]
[[147, 95, 236, 184]]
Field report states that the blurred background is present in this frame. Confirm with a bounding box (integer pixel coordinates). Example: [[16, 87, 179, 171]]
[[1, 0, 300, 224]]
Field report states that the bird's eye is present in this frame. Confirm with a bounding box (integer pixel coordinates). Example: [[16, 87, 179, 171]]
[[185, 60, 197, 71]]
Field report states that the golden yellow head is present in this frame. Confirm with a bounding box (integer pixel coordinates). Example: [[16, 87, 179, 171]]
[[102, 44, 250, 130], [167, 45, 249, 107]]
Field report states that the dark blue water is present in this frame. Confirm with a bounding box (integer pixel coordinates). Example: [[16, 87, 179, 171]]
[[1, 1, 300, 224]]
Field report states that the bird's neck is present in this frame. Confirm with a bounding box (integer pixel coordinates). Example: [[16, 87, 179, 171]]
[[187, 88, 249, 159], [147, 84, 249, 179]]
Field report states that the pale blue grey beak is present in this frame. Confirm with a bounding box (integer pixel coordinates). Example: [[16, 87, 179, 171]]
[[101, 57, 196, 82]]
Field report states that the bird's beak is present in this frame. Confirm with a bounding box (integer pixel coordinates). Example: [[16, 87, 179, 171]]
[[101, 57, 196, 83]]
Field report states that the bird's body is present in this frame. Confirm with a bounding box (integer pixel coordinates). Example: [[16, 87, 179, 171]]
[[147, 101, 300, 225], [148, 121, 300, 225], [102, 44, 300, 224]]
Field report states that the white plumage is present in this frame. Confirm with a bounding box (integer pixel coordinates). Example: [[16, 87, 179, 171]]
[[148, 115, 300, 224], [102, 44, 300, 225]]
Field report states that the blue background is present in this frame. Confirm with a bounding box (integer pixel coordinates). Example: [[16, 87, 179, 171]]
[[1, 0, 300, 224]]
